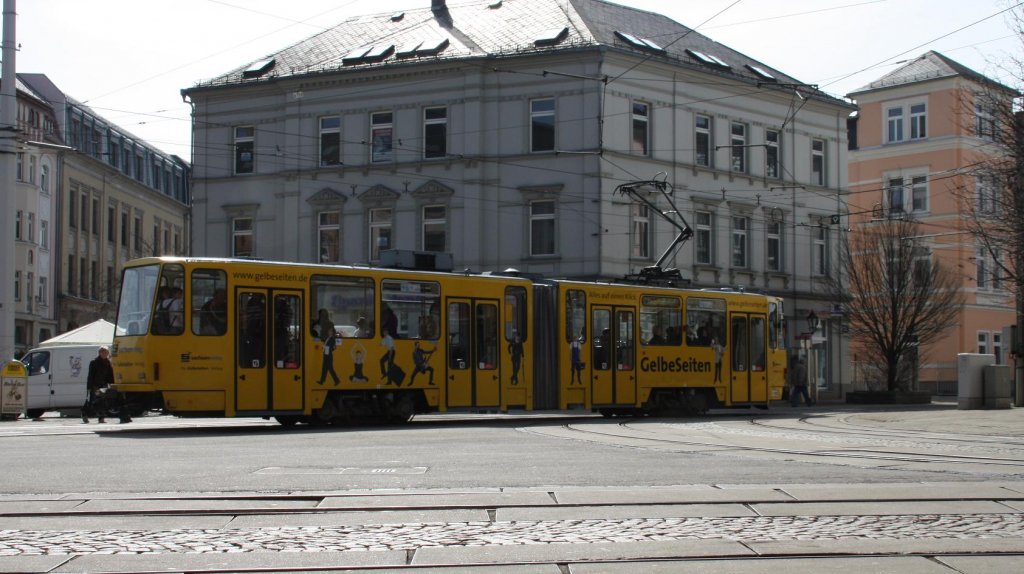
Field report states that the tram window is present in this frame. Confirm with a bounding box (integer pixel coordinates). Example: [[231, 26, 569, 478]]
[[731, 316, 748, 372], [616, 310, 634, 370], [382, 279, 440, 340], [504, 286, 528, 344], [751, 316, 766, 372], [311, 275, 375, 339], [685, 297, 726, 347], [593, 309, 611, 371], [116, 264, 159, 336], [478, 303, 499, 370], [641, 295, 681, 346], [565, 289, 586, 344], [274, 294, 301, 369], [448, 302, 469, 369], [192, 269, 228, 336], [239, 292, 267, 368], [152, 264, 184, 335]]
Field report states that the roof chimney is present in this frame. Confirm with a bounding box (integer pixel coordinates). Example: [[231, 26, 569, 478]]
[[432, 0, 446, 11]]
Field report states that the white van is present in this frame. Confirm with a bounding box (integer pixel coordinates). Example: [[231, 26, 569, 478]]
[[19, 344, 103, 419]]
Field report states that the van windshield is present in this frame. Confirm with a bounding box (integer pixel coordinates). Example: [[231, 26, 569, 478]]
[[115, 265, 160, 336]]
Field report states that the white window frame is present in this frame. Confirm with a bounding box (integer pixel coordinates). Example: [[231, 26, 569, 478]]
[[886, 106, 904, 143], [530, 98, 556, 153], [38, 276, 47, 306], [910, 103, 927, 139], [730, 122, 747, 173], [976, 174, 999, 214], [695, 115, 712, 167], [370, 111, 394, 163], [319, 116, 341, 167], [695, 210, 713, 265], [994, 332, 1003, 364], [975, 101, 996, 140], [422, 204, 448, 252], [423, 106, 448, 159], [631, 101, 650, 156], [318, 211, 341, 263], [233, 126, 255, 174], [40, 219, 48, 249], [813, 226, 829, 276], [15, 210, 22, 240], [731, 215, 748, 268], [232, 217, 254, 257], [765, 129, 780, 179], [910, 175, 928, 212], [978, 331, 989, 355], [631, 203, 651, 259], [369, 207, 393, 261], [811, 138, 826, 186], [766, 219, 782, 272], [14, 270, 21, 301], [529, 200, 556, 256]]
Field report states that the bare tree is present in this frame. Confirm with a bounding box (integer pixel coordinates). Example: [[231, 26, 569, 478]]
[[829, 219, 964, 392]]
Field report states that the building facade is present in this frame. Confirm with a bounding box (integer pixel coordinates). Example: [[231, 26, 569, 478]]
[[17, 74, 192, 341], [184, 0, 853, 396], [847, 51, 1017, 393]]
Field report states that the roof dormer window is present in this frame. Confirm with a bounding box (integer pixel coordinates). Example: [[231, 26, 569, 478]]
[[687, 49, 729, 68], [614, 31, 666, 54]]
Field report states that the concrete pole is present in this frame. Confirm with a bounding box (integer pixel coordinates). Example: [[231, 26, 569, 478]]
[[0, 0, 18, 360]]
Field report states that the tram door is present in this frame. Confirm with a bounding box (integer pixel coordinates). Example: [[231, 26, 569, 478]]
[[729, 313, 768, 404], [446, 298, 501, 409], [235, 288, 304, 413], [590, 306, 637, 406]]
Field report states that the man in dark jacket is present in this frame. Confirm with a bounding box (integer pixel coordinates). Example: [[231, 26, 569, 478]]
[[83, 346, 114, 423]]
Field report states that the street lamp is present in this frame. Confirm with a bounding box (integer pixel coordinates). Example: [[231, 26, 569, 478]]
[[806, 310, 819, 333]]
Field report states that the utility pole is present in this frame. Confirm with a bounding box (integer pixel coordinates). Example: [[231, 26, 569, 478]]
[[0, 0, 18, 361]]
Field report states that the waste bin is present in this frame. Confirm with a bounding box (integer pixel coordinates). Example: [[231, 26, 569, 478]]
[[957, 353, 993, 410]]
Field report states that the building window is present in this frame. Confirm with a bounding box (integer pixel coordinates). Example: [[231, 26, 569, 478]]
[[886, 106, 904, 143], [68, 189, 77, 229], [529, 200, 556, 256], [911, 175, 928, 212], [975, 101, 996, 140], [15, 210, 22, 240], [16, 152, 23, 181], [92, 198, 100, 236], [28, 155, 36, 184], [994, 332, 1003, 364], [631, 204, 651, 258], [233, 217, 254, 257], [319, 116, 341, 167], [27, 213, 34, 245], [765, 129, 780, 179], [811, 138, 826, 186], [14, 271, 20, 302], [153, 225, 160, 256], [695, 114, 711, 167], [530, 98, 555, 152], [369, 208, 393, 261], [887, 177, 905, 214], [370, 111, 393, 163], [80, 194, 89, 233], [813, 226, 829, 276], [40, 165, 49, 193], [80, 257, 87, 299], [730, 122, 747, 173], [631, 101, 650, 155], [106, 266, 114, 303], [912, 246, 932, 286], [164, 228, 171, 254], [90, 261, 98, 300], [766, 219, 782, 272], [68, 255, 75, 294], [234, 126, 255, 174], [422, 205, 447, 252], [423, 106, 448, 159], [40, 220, 48, 249], [318, 211, 341, 262], [695, 210, 713, 265], [910, 103, 927, 139], [977, 174, 999, 214], [38, 277, 47, 305], [978, 331, 989, 355], [731, 216, 748, 268], [107, 206, 115, 242], [135, 154, 144, 182]]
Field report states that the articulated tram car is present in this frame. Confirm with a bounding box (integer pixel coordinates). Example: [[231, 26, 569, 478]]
[[111, 257, 787, 424]]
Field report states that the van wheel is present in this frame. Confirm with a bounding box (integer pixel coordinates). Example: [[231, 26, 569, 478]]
[[26, 409, 45, 419]]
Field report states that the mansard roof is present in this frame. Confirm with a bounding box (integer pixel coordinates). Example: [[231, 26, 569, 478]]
[[848, 50, 1018, 97], [186, 0, 841, 103]]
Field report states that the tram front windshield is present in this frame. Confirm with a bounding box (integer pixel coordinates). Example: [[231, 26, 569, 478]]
[[115, 264, 160, 336]]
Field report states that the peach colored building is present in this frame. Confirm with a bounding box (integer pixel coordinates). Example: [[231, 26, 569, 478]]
[[847, 51, 1016, 393]]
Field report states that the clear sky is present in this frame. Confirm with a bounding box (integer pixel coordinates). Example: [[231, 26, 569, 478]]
[[11, 0, 1022, 159]]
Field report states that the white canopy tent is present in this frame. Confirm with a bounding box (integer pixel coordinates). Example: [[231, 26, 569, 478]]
[[37, 319, 115, 348]]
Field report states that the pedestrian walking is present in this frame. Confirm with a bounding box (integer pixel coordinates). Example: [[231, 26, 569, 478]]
[[83, 346, 113, 423], [790, 356, 814, 407]]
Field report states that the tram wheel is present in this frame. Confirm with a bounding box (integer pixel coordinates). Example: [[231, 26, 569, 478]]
[[275, 415, 300, 427]]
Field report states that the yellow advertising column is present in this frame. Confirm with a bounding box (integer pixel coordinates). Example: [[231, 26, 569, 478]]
[[1, 361, 28, 420]]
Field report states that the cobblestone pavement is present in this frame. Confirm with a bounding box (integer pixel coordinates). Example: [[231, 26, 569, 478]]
[[1, 513, 1022, 556]]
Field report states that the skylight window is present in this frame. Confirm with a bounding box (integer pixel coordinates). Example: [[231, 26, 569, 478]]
[[488, 0, 503, 8], [391, 12, 405, 22], [614, 31, 666, 54], [343, 44, 394, 65], [747, 64, 776, 81], [396, 38, 450, 58], [242, 58, 275, 79], [343, 46, 372, 62], [687, 49, 730, 68], [535, 27, 568, 46]]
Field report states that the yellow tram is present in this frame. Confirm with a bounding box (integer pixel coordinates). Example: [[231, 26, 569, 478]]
[[111, 257, 787, 424]]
